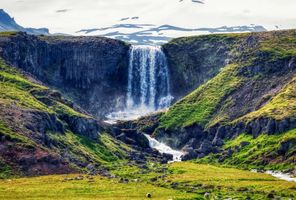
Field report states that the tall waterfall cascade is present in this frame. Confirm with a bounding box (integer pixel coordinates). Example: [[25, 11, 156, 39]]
[[106, 45, 173, 122]]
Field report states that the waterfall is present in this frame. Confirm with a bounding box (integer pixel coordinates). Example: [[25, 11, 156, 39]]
[[127, 45, 172, 110], [106, 45, 173, 123]]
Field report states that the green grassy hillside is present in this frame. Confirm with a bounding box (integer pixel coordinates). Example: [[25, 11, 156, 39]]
[[139, 30, 296, 170], [0, 59, 131, 177], [160, 30, 296, 130], [159, 63, 243, 129]]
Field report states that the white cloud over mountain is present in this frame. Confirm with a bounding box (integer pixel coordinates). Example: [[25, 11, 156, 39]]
[[1, 0, 296, 43]]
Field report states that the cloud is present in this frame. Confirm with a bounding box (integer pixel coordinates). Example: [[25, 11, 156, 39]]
[[56, 9, 69, 13], [1, 0, 296, 35], [120, 17, 129, 21], [191, 0, 204, 4], [179, 0, 204, 4]]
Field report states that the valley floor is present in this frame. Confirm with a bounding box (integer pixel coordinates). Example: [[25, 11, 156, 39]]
[[0, 162, 295, 200]]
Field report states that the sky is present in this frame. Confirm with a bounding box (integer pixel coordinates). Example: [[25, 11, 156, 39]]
[[1, 0, 296, 35]]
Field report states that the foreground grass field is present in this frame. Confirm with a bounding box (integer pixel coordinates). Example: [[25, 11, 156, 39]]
[[0, 174, 196, 200], [167, 162, 296, 199], [0, 162, 295, 200]]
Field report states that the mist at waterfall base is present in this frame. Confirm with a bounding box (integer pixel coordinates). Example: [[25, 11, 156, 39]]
[[106, 45, 173, 123]]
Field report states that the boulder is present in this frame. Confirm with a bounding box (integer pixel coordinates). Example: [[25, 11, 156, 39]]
[[181, 148, 198, 161], [197, 140, 213, 154], [61, 115, 101, 140], [162, 153, 173, 161], [115, 129, 149, 148]]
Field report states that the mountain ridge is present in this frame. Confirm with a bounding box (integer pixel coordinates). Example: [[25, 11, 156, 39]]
[[0, 9, 49, 35]]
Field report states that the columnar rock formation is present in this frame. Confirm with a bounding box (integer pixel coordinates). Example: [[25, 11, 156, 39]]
[[0, 32, 130, 118]]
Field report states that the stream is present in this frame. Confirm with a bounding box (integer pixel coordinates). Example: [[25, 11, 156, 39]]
[[144, 134, 184, 162], [251, 169, 296, 182], [266, 171, 296, 182]]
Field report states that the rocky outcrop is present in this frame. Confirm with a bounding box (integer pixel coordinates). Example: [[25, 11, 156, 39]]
[[109, 126, 150, 149], [278, 138, 296, 155], [60, 115, 101, 140], [0, 32, 130, 118], [153, 116, 296, 161]]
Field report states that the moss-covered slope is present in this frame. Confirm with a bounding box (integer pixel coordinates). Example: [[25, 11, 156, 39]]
[[141, 30, 296, 170], [161, 30, 296, 130], [0, 59, 131, 178]]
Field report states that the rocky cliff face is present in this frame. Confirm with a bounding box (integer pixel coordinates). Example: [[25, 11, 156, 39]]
[[0, 32, 130, 118], [0, 32, 237, 118], [163, 34, 238, 99]]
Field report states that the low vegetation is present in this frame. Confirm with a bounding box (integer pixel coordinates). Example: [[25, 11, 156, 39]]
[[167, 162, 296, 199], [239, 77, 296, 122], [48, 131, 131, 167], [0, 174, 196, 200], [0, 162, 295, 200], [0, 31, 18, 37], [1, 30, 296, 199]]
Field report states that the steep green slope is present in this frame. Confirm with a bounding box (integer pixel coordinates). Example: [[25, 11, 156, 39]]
[[138, 30, 296, 170], [0, 59, 131, 177], [160, 30, 296, 130], [160, 63, 243, 129]]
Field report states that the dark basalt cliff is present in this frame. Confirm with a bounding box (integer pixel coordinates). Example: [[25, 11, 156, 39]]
[[0, 32, 233, 118], [163, 35, 236, 99], [0, 32, 130, 118]]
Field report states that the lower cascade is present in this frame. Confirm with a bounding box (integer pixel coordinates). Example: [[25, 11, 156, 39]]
[[106, 45, 173, 122], [144, 134, 184, 162]]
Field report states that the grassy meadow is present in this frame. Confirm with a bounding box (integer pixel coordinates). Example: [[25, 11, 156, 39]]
[[0, 162, 295, 200]]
